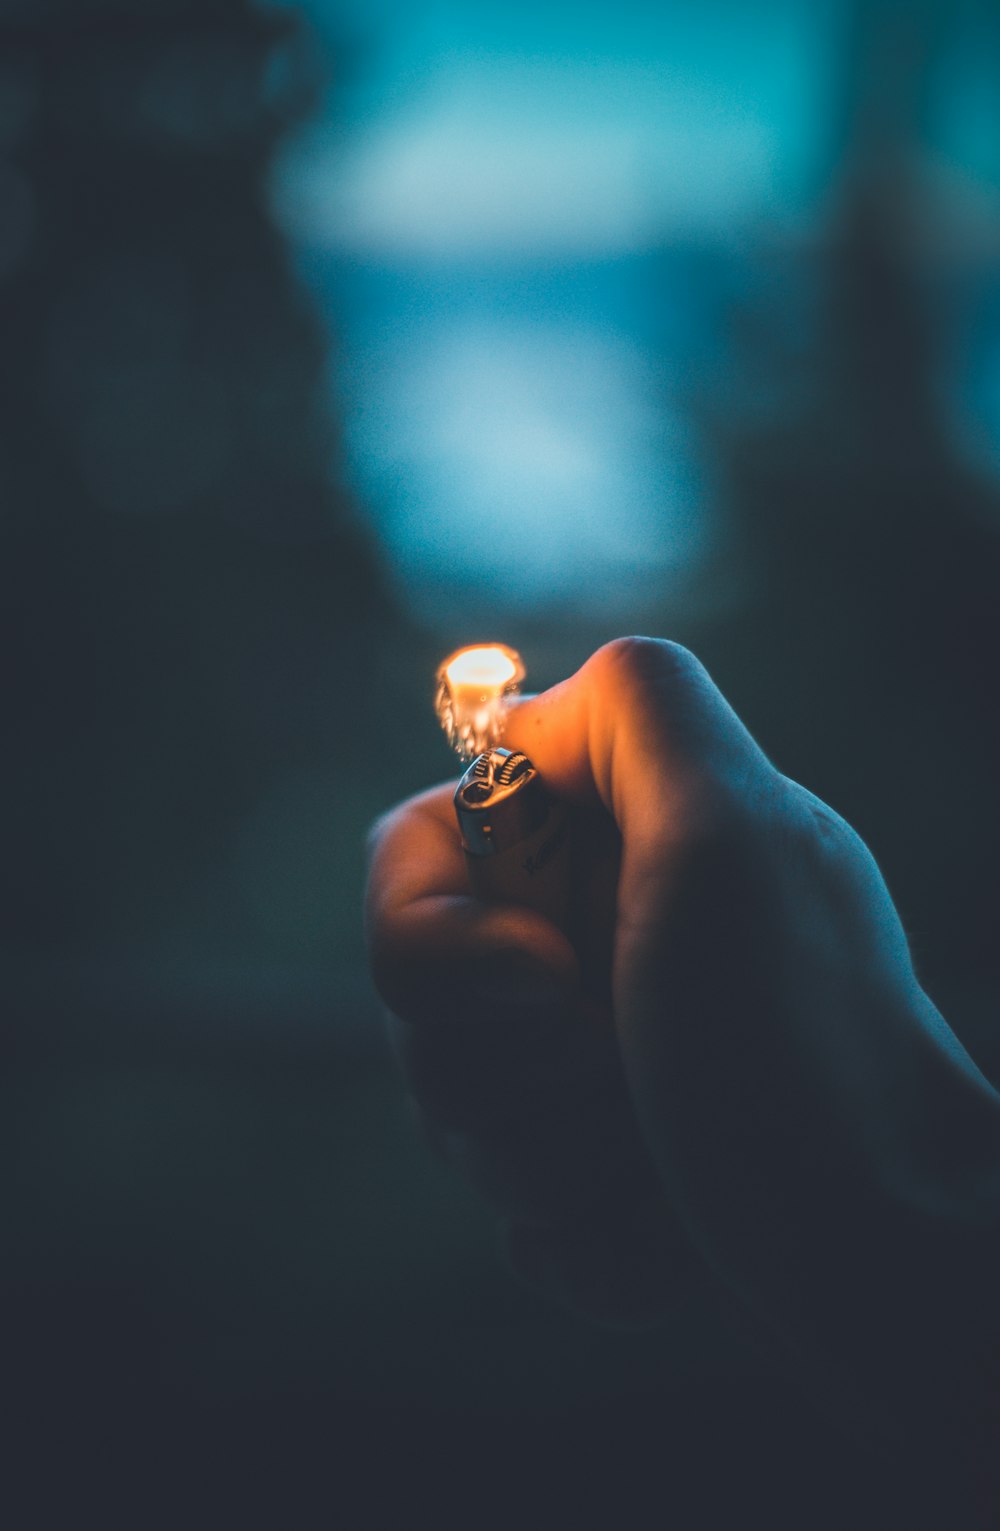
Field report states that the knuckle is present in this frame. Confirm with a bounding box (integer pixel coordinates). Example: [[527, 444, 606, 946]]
[[787, 782, 869, 868], [365, 788, 438, 868], [365, 804, 400, 863], [588, 635, 703, 697]]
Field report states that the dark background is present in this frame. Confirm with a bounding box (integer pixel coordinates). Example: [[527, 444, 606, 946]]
[[2, 1, 998, 1524]]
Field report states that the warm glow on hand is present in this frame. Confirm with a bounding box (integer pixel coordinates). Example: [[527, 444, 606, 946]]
[[435, 643, 525, 760]]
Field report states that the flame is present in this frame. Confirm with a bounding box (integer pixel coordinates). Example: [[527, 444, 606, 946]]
[[435, 644, 525, 760], [444, 645, 520, 690]]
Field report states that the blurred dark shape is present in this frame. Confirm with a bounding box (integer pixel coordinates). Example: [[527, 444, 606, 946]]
[[0, 0, 406, 975], [0, 2, 453, 1514], [671, 3, 1000, 1015]]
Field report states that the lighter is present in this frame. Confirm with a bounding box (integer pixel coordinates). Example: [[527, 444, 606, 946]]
[[435, 646, 572, 933]]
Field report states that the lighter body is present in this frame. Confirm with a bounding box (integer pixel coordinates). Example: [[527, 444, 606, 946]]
[[454, 747, 571, 933]]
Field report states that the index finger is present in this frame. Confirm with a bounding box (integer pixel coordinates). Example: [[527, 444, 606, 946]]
[[365, 783, 579, 1022]]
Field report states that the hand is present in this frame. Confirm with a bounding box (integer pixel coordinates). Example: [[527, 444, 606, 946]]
[[366, 638, 1000, 1435]]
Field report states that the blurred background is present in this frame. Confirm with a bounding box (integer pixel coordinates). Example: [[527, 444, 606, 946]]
[[3, 0, 998, 1522]]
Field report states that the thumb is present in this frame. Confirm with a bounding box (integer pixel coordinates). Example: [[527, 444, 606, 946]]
[[505, 636, 771, 845]]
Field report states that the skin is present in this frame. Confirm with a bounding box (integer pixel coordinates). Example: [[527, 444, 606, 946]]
[[365, 637, 1000, 1456]]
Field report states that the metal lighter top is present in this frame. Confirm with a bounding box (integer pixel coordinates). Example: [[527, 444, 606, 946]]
[[454, 748, 551, 856], [454, 750, 571, 931]]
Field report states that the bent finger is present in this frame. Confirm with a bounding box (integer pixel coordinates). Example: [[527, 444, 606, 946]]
[[365, 782, 579, 1024]]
